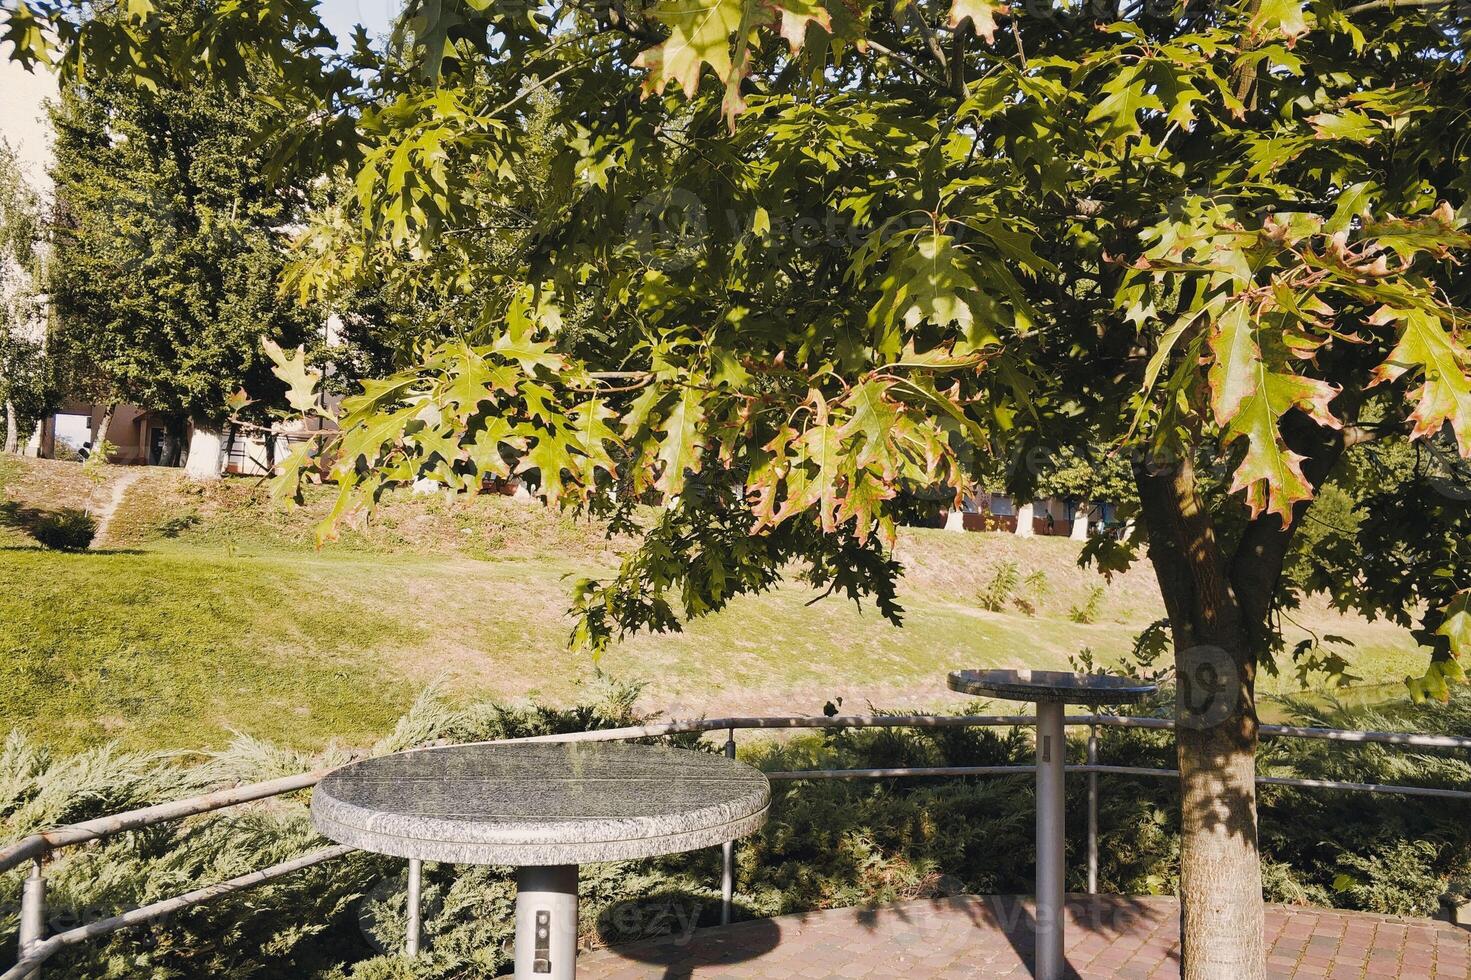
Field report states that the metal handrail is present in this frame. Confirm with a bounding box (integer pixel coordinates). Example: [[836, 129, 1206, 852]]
[[4, 846, 354, 980], [4, 712, 1468, 980], [0, 769, 329, 877]]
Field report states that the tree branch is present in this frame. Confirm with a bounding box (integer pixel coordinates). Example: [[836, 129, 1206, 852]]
[[905, 6, 949, 74], [1134, 450, 1244, 650], [948, 22, 970, 97], [1228, 411, 1353, 646], [864, 39, 950, 89], [1344, 0, 1457, 14]]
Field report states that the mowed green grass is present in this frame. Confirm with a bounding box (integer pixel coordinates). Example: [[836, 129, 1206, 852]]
[[0, 539, 1136, 750], [0, 458, 1438, 751], [1, 546, 418, 750]]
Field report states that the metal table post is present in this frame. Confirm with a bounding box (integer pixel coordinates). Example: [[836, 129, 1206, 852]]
[[1034, 699, 1066, 979], [514, 865, 578, 979], [948, 668, 1156, 980]]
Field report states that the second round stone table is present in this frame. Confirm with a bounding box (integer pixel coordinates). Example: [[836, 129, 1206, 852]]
[[949, 668, 1156, 980], [312, 740, 770, 979]]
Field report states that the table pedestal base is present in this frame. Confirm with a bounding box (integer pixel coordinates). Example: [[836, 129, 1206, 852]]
[[514, 865, 578, 980], [1035, 700, 1065, 980]]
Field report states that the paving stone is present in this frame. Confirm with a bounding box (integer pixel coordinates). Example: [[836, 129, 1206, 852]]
[[576, 895, 1471, 979]]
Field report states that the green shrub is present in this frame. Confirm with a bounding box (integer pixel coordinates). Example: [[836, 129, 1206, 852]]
[[81, 440, 118, 485], [4, 689, 1470, 978], [978, 561, 1020, 612], [1068, 585, 1105, 624], [51, 442, 82, 463], [1014, 569, 1049, 617], [30, 509, 97, 551]]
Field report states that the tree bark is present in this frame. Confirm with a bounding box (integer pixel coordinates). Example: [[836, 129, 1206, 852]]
[[1070, 500, 1091, 540], [184, 422, 224, 479], [1135, 452, 1265, 980], [159, 422, 181, 468], [94, 402, 117, 457], [2, 398, 17, 454], [1013, 500, 1035, 536]]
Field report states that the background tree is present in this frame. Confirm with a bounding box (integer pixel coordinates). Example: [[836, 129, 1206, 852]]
[[0, 139, 52, 453], [8, 0, 1471, 976], [43, 0, 322, 468]]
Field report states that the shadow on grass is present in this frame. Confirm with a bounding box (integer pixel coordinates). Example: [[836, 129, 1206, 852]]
[[0, 500, 131, 552], [0, 545, 146, 555]]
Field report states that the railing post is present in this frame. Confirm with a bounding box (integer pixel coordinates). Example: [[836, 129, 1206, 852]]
[[405, 858, 422, 957], [721, 728, 736, 926], [18, 858, 45, 979], [1087, 723, 1098, 896]]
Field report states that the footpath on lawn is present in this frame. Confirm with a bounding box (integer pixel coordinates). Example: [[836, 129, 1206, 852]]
[[0, 456, 1429, 751]]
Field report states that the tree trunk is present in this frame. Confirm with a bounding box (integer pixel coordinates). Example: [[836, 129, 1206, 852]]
[[1135, 454, 1265, 980], [184, 422, 224, 479], [1013, 500, 1034, 536], [2, 398, 17, 454], [94, 402, 117, 456], [159, 424, 181, 467], [1070, 500, 1090, 540], [1178, 709, 1264, 978]]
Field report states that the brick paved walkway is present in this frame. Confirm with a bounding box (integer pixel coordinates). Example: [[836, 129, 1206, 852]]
[[577, 894, 1470, 979]]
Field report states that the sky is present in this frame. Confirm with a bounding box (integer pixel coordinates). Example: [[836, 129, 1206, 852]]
[[317, 0, 403, 46], [0, 2, 402, 188]]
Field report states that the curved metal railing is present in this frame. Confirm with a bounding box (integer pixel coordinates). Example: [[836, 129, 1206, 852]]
[[3, 712, 1468, 979]]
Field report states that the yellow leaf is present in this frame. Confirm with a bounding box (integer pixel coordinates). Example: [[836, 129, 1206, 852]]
[[947, 0, 1004, 43]]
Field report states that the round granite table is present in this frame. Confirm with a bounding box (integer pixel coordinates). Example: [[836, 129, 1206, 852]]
[[312, 741, 770, 979], [949, 669, 1156, 980]]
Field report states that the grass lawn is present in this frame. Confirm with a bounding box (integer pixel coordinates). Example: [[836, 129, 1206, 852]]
[[0, 456, 1438, 751]]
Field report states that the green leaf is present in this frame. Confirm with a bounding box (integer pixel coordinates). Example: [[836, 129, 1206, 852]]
[[443, 346, 516, 419], [655, 386, 707, 496], [867, 233, 986, 357], [1437, 591, 1471, 659], [465, 416, 524, 480], [491, 331, 563, 376], [786, 395, 845, 530], [1086, 63, 1163, 146], [839, 380, 900, 477], [1, 4, 55, 69], [1324, 181, 1375, 235], [516, 432, 579, 505], [1250, 0, 1308, 40], [837, 469, 895, 544], [634, 0, 829, 125], [1208, 301, 1341, 523], [1369, 308, 1471, 455], [570, 397, 620, 482], [1305, 111, 1377, 142], [263, 339, 321, 414]]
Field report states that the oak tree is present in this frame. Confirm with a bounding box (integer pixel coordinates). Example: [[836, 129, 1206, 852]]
[[8, 0, 1471, 975]]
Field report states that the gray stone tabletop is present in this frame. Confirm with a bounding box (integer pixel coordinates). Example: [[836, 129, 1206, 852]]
[[948, 668, 1157, 705], [311, 741, 770, 866]]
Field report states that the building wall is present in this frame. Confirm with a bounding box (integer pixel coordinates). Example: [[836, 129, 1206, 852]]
[[0, 46, 57, 198], [38, 402, 156, 463]]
